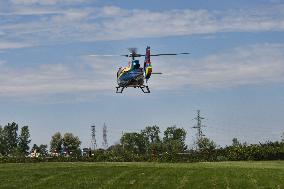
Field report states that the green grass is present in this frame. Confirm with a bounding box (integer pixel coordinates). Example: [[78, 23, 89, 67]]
[[0, 161, 284, 189]]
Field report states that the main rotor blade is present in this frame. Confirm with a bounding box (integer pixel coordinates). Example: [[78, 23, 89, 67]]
[[150, 53, 190, 56], [89, 54, 128, 57], [89, 53, 143, 57], [129, 54, 143, 57], [152, 72, 163, 74], [88, 52, 189, 57]]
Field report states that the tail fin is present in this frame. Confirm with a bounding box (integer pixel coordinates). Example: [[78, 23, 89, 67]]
[[144, 46, 152, 80]]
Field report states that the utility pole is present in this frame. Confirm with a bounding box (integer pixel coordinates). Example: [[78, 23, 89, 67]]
[[102, 123, 108, 149], [192, 110, 206, 141], [91, 125, 97, 150]]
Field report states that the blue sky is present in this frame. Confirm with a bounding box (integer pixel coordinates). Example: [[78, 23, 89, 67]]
[[0, 0, 284, 148]]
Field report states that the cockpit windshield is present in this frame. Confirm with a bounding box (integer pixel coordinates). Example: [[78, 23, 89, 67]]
[[132, 60, 140, 69]]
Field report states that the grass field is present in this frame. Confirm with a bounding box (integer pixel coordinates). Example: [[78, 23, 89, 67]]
[[0, 161, 284, 189]]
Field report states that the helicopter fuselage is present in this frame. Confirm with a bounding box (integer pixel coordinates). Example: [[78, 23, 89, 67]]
[[117, 67, 144, 87], [116, 59, 151, 93]]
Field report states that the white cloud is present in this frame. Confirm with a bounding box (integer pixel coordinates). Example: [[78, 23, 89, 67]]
[[0, 43, 283, 100], [10, 0, 88, 5], [2, 6, 62, 16], [97, 7, 284, 40], [0, 60, 6, 65], [1, 4, 284, 46], [0, 58, 116, 98], [98, 6, 128, 17], [152, 43, 284, 90], [0, 41, 34, 50]]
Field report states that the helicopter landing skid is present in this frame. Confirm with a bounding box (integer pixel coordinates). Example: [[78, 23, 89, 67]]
[[116, 86, 125, 93], [116, 85, 150, 93], [140, 85, 150, 93]]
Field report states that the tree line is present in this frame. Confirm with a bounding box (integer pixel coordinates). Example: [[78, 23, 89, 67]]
[[0, 122, 81, 158], [0, 122, 30, 157], [0, 122, 284, 162], [92, 126, 284, 162]]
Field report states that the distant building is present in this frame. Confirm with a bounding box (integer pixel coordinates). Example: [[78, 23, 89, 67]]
[[82, 148, 92, 157], [30, 150, 40, 158]]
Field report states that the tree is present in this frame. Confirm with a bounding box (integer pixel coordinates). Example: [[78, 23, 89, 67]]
[[162, 126, 187, 162], [50, 132, 63, 154], [107, 144, 124, 161], [31, 144, 39, 152], [62, 133, 81, 156], [141, 125, 162, 160], [141, 125, 161, 144], [18, 126, 31, 156], [163, 126, 187, 152], [0, 126, 4, 156], [196, 137, 217, 160], [38, 144, 48, 157], [3, 122, 18, 156], [121, 132, 147, 155], [232, 138, 241, 146]]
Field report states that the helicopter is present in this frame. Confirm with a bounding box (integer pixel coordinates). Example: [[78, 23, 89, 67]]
[[90, 46, 189, 93]]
